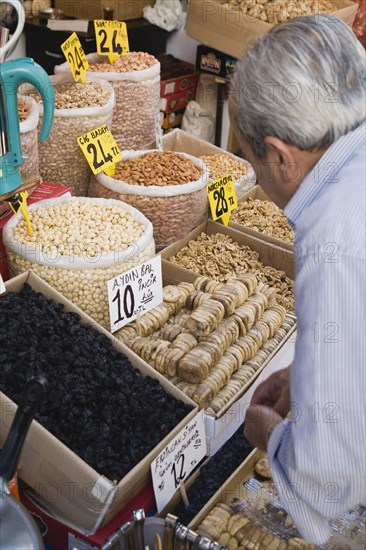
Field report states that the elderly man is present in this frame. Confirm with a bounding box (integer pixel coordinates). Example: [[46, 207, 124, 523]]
[[230, 14, 366, 545]]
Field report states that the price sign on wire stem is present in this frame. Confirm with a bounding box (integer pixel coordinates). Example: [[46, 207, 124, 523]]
[[107, 255, 163, 333], [77, 125, 122, 175], [207, 173, 238, 226], [151, 410, 207, 512], [61, 32, 89, 84], [94, 20, 130, 64]]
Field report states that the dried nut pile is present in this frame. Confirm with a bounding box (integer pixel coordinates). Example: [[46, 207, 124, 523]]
[[18, 98, 31, 122], [200, 154, 247, 182], [30, 82, 111, 109], [223, 0, 334, 23], [169, 233, 294, 311], [231, 198, 295, 243], [117, 274, 295, 412], [7, 200, 154, 328], [197, 503, 316, 549], [114, 151, 203, 186], [34, 81, 113, 195], [87, 52, 160, 150], [88, 51, 157, 73]]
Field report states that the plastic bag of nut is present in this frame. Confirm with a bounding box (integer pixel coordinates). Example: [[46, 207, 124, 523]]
[[55, 52, 161, 151], [89, 149, 209, 251], [3, 196, 155, 329], [27, 73, 115, 197]]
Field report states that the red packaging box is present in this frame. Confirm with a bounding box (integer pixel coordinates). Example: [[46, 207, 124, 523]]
[[20, 481, 156, 550], [158, 53, 200, 96], [160, 88, 197, 114], [0, 182, 72, 281]]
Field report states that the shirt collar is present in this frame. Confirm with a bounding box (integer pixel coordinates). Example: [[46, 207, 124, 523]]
[[284, 122, 366, 228]]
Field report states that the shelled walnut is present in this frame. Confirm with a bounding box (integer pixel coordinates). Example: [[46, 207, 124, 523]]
[[223, 0, 335, 24]]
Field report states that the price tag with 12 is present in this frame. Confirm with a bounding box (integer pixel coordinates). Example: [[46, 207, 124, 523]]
[[151, 410, 207, 512], [107, 255, 163, 333], [77, 124, 122, 175], [94, 20, 130, 64], [207, 172, 238, 226], [61, 32, 89, 84]]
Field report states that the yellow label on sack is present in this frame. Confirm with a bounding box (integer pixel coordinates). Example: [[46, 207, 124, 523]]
[[77, 125, 122, 175], [61, 32, 89, 84], [207, 173, 238, 226], [94, 20, 130, 64]]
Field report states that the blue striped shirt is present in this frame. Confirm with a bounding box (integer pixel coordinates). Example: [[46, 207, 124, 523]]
[[267, 122, 366, 545]]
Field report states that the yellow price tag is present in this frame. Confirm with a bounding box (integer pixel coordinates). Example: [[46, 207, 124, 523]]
[[77, 125, 122, 175], [61, 32, 89, 84], [94, 20, 130, 64], [207, 173, 238, 226], [8, 191, 33, 236]]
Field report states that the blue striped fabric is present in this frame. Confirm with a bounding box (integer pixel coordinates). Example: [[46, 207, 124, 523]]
[[267, 122, 366, 545]]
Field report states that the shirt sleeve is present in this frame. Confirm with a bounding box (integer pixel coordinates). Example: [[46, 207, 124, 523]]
[[267, 252, 366, 545]]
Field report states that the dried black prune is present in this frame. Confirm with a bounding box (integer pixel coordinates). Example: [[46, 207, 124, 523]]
[[0, 284, 193, 480]]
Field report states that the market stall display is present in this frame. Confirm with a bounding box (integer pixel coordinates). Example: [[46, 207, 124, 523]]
[[116, 273, 295, 413], [55, 52, 160, 151], [200, 153, 250, 197], [28, 75, 115, 196], [3, 197, 155, 328], [89, 150, 209, 250]]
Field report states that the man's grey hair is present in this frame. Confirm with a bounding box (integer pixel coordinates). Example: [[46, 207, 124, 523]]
[[231, 15, 366, 158]]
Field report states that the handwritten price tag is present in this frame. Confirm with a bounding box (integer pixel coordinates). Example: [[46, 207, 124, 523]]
[[107, 255, 163, 333], [61, 32, 89, 84], [77, 125, 122, 175], [207, 173, 238, 226], [0, 274, 6, 295], [94, 20, 129, 63], [151, 411, 206, 512]]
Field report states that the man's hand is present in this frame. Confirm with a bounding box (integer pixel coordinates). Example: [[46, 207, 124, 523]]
[[250, 366, 291, 418], [244, 405, 283, 450]]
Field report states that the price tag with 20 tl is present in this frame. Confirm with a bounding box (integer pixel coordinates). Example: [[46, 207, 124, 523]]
[[77, 124, 122, 175], [207, 172, 238, 226], [94, 20, 130, 64], [61, 32, 89, 84]]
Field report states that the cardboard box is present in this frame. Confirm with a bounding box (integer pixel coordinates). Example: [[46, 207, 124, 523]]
[[196, 44, 237, 79], [186, 0, 359, 58], [160, 88, 196, 114], [54, 0, 153, 21], [158, 53, 200, 96], [0, 271, 197, 534], [0, 182, 72, 281], [230, 185, 294, 252]]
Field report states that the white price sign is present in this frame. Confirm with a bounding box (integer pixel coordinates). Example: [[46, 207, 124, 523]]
[[0, 274, 6, 295], [151, 410, 207, 512], [107, 255, 163, 333]]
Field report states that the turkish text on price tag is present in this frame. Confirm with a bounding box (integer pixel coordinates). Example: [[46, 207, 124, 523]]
[[207, 172, 238, 226], [94, 20, 129, 63], [77, 125, 122, 175], [151, 410, 207, 512], [61, 32, 89, 84], [0, 274, 6, 295], [107, 255, 163, 333]]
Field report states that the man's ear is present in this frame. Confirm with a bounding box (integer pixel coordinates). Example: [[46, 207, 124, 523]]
[[264, 136, 295, 166]]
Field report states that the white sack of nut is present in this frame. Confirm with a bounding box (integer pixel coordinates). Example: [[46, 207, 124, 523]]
[[3, 197, 155, 329], [55, 52, 160, 151], [116, 274, 295, 414], [28, 75, 115, 196], [89, 150, 209, 250], [223, 0, 335, 24], [231, 197, 295, 243], [200, 153, 256, 197], [169, 232, 294, 311]]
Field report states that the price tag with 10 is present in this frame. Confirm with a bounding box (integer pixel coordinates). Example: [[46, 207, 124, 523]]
[[151, 410, 207, 512], [94, 20, 130, 64], [61, 32, 89, 84], [207, 172, 238, 226], [77, 124, 122, 175], [107, 255, 163, 333]]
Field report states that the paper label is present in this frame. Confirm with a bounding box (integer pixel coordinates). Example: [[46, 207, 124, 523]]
[[107, 255, 163, 333], [151, 411, 207, 512], [207, 173, 238, 226], [0, 274, 6, 295], [77, 125, 122, 175], [61, 32, 89, 84], [94, 20, 129, 63]]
